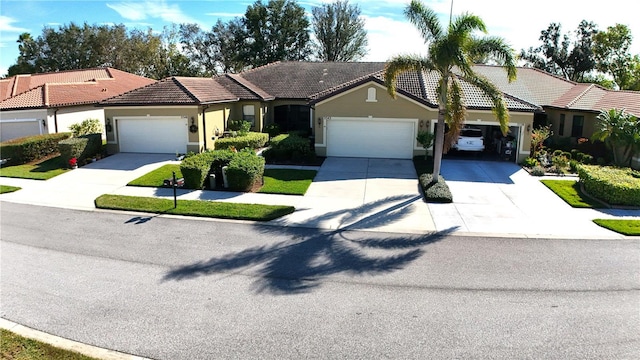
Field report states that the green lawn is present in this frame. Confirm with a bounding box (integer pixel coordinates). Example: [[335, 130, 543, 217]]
[[258, 169, 317, 195], [0, 156, 69, 180], [95, 194, 294, 221], [0, 185, 21, 194], [540, 179, 604, 208], [593, 219, 640, 236], [127, 164, 183, 187], [0, 329, 98, 360]]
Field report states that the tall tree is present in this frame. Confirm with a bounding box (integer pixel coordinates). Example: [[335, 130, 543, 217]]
[[6, 22, 194, 79], [520, 21, 597, 82], [593, 24, 639, 90], [243, 0, 311, 67], [312, 0, 368, 61], [384, 0, 516, 181]]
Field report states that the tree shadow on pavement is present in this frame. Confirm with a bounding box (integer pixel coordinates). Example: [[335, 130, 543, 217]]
[[162, 224, 457, 295]]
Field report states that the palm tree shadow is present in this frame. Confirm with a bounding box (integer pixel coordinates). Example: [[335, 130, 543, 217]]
[[162, 226, 457, 295]]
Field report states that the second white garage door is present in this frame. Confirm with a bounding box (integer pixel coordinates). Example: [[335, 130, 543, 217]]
[[117, 117, 188, 154], [326, 118, 415, 159]]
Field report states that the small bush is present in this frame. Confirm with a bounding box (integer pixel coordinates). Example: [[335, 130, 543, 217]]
[[0, 132, 72, 165], [419, 173, 453, 203], [531, 166, 546, 176], [58, 133, 102, 166], [581, 154, 594, 164], [263, 134, 314, 164], [228, 120, 252, 136], [569, 159, 579, 173], [214, 132, 268, 151], [522, 157, 539, 168], [578, 165, 640, 206], [69, 118, 102, 137], [552, 154, 569, 170], [575, 152, 585, 162], [263, 123, 280, 139], [225, 149, 265, 191], [562, 151, 572, 160], [180, 152, 216, 189]]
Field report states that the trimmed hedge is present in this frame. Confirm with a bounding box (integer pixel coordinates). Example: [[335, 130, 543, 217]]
[[263, 133, 314, 163], [419, 174, 453, 203], [209, 150, 236, 188], [225, 149, 265, 191], [180, 151, 217, 189], [578, 165, 640, 206], [214, 132, 268, 151], [0, 132, 72, 165], [58, 133, 102, 165]]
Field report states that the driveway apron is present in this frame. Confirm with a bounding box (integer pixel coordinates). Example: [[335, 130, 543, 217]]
[[270, 157, 435, 233], [0, 153, 176, 210], [430, 159, 640, 238]]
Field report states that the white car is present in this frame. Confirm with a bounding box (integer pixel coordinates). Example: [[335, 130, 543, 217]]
[[453, 128, 485, 152]]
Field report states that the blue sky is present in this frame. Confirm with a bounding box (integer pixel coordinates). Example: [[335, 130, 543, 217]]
[[1, 0, 638, 77]]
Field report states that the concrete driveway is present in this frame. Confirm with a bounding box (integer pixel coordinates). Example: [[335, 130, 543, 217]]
[[0, 153, 176, 210], [431, 159, 640, 238], [270, 157, 435, 233]]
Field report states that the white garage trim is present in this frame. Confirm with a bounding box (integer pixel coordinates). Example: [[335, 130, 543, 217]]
[[323, 117, 418, 159], [115, 116, 188, 154]]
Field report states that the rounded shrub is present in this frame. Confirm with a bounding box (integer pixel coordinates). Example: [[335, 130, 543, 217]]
[[530, 166, 546, 176], [522, 157, 539, 168], [225, 149, 265, 191]]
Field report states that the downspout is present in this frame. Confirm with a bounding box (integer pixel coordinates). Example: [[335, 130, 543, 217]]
[[54, 108, 59, 133], [202, 106, 209, 150]]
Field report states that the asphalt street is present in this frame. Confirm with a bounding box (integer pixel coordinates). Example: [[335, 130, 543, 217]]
[[1, 202, 639, 359]]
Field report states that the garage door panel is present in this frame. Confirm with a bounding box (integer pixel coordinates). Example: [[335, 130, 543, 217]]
[[327, 119, 414, 159], [118, 118, 187, 154], [0, 121, 41, 142]]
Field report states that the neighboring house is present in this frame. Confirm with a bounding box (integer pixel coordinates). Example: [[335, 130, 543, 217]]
[[100, 62, 640, 162], [0, 68, 155, 142]]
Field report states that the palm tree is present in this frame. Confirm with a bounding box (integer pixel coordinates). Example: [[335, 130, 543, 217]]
[[384, 0, 516, 182], [592, 108, 640, 167]]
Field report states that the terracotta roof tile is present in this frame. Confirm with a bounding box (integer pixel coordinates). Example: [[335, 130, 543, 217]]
[[214, 75, 263, 101], [596, 90, 640, 116], [0, 67, 154, 110]]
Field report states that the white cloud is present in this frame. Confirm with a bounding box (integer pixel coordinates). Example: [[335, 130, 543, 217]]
[[205, 12, 244, 18], [362, 15, 427, 61], [107, 1, 200, 25], [0, 15, 28, 33]]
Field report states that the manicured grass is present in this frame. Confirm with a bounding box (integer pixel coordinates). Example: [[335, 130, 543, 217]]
[[0, 156, 69, 180], [127, 164, 183, 187], [593, 219, 640, 236], [95, 194, 294, 221], [540, 179, 604, 208], [0, 185, 21, 194], [258, 169, 317, 195], [0, 328, 98, 360]]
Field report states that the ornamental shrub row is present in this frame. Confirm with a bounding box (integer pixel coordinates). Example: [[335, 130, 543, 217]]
[[263, 134, 314, 163], [0, 132, 72, 165], [179, 149, 265, 190], [578, 165, 640, 206], [214, 132, 268, 151], [418, 174, 453, 203]]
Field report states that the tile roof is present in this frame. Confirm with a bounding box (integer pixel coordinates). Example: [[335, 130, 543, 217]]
[[0, 67, 155, 110], [238, 61, 386, 99], [101, 76, 244, 106], [311, 68, 539, 112]]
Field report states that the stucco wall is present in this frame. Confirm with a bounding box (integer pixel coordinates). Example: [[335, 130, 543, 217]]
[[204, 104, 229, 149], [55, 106, 105, 136], [314, 83, 436, 149], [545, 108, 598, 143], [104, 106, 199, 154]]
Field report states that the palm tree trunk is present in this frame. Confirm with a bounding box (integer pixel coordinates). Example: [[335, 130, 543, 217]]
[[431, 108, 446, 183]]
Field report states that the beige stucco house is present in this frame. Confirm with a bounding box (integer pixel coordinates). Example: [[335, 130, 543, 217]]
[[99, 61, 640, 164]]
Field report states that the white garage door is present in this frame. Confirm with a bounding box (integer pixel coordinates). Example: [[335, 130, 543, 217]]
[[0, 120, 42, 142], [118, 118, 188, 154], [326, 118, 415, 159]]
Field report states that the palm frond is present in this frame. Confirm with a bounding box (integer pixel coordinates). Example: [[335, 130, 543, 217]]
[[444, 77, 467, 152], [405, 0, 443, 44], [384, 55, 433, 98], [467, 36, 517, 81], [449, 13, 487, 37]]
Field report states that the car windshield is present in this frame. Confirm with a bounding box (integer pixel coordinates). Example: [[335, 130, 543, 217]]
[[460, 129, 482, 137]]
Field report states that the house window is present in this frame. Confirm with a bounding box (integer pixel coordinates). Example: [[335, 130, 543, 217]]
[[559, 114, 565, 136], [571, 115, 584, 137], [243, 105, 255, 126], [366, 87, 377, 102]]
